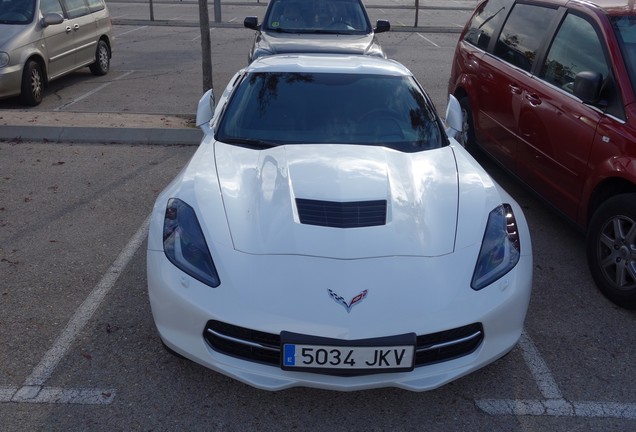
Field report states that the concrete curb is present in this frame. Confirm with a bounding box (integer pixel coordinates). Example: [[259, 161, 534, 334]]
[[0, 125, 203, 145]]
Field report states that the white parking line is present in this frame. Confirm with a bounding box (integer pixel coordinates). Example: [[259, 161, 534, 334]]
[[114, 26, 148, 38], [1, 216, 150, 405], [475, 331, 636, 419], [53, 71, 135, 112], [417, 33, 440, 47]]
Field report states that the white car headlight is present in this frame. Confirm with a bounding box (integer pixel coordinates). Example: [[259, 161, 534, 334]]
[[163, 198, 220, 287], [471, 204, 521, 290], [0, 52, 9, 68]]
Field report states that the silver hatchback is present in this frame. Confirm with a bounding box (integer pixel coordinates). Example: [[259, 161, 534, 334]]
[[0, 0, 112, 105]]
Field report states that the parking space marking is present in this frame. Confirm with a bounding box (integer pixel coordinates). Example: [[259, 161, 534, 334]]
[[417, 33, 440, 47], [476, 331, 636, 419], [1, 216, 150, 405], [53, 70, 135, 112], [115, 26, 148, 37]]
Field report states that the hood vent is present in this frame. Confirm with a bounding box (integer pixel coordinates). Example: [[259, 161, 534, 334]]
[[295, 198, 387, 228]]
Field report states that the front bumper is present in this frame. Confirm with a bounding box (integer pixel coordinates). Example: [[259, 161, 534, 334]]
[[0, 63, 23, 99], [147, 247, 532, 392]]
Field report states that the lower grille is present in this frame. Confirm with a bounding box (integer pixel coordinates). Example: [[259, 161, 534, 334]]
[[203, 321, 484, 369]]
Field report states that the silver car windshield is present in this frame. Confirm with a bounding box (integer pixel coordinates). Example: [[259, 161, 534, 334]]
[[216, 72, 446, 152], [264, 0, 372, 34], [0, 0, 36, 24]]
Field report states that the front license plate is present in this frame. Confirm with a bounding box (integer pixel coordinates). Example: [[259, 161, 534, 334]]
[[280, 332, 415, 375]]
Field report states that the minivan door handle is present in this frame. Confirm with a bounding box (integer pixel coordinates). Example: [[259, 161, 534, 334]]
[[525, 93, 541, 106], [73, 23, 80, 30], [508, 84, 522, 95], [65, 25, 72, 33]]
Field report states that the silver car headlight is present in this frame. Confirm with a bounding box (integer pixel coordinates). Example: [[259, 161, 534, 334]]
[[471, 204, 521, 290], [163, 198, 220, 287], [0, 52, 9, 68]]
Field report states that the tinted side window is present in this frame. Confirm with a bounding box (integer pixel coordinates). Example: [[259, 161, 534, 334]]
[[463, 0, 511, 50], [40, 0, 64, 15], [494, 4, 557, 72], [86, 0, 104, 13], [62, 0, 89, 18], [541, 14, 609, 94]]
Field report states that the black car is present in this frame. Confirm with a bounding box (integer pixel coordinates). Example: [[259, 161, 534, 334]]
[[244, 0, 390, 63]]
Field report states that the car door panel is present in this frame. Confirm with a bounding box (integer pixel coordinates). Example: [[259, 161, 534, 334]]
[[516, 80, 599, 220], [476, 3, 560, 175], [475, 55, 525, 170], [516, 12, 609, 221]]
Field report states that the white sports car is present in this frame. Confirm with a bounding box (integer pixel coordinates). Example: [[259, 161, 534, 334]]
[[146, 54, 533, 391]]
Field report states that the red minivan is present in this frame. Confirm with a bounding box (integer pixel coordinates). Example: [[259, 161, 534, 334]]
[[448, 0, 636, 308]]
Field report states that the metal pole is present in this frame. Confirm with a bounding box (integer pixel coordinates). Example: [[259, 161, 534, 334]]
[[199, 0, 213, 91]]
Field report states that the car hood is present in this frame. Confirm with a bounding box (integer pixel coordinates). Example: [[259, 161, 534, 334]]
[[257, 31, 382, 56], [212, 142, 460, 259], [0, 24, 30, 49]]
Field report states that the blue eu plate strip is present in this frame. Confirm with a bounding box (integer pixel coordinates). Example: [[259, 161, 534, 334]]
[[283, 344, 296, 366]]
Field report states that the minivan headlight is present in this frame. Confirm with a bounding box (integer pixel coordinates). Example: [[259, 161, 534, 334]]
[[0, 52, 9, 68], [163, 198, 220, 287], [471, 204, 520, 290]]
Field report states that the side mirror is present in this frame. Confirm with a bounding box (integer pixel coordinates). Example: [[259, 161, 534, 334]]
[[573, 71, 603, 104], [445, 95, 463, 139], [375, 20, 390, 33], [196, 89, 216, 134], [244, 16, 259, 30], [40, 12, 64, 27]]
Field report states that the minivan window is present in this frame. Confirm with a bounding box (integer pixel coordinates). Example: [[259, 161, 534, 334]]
[[86, 0, 104, 13], [541, 13, 609, 95], [494, 4, 558, 72], [463, 0, 511, 50], [40, 0, 63, 15], [63, 0, 89, 18], [0, 0, 36, 23]]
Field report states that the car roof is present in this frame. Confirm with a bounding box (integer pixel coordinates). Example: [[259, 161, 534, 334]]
[[500, 0, 636, 15], [245, 54, 412, 77], [567, 0, 636, 14]]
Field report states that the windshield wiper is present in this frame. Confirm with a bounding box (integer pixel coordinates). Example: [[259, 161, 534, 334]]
[[222, 137, 279, 149]]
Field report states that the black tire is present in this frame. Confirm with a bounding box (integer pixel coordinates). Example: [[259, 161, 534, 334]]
[[89, 40, 110, 76], [458, 96, 477, 153], [20, 60, 43, 106], [586, 193, 636, 309]]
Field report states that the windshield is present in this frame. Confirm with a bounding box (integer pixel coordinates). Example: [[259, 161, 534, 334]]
[[263, 0, 372, 34], [0, 0, 36, 24], [612, 15, 636, 97], [216, 72, 446, 152]]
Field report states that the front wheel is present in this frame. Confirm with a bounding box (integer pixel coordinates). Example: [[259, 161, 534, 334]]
[[89, 40, 110, 76], [20, 60, 43, 106], [586, 194, 636, 309]]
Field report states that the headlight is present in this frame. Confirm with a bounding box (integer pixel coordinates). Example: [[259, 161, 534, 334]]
[[0, 52, 9, 68], [471, 203, 520, 290], [163, 198, 220, 287]]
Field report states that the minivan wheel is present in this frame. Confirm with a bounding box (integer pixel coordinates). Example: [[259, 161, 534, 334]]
[[89, 40, 110, 76], [586, 193, 636, 309], [20, 60, 43, 106], [458, 96, 477, 153]]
